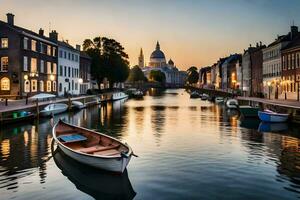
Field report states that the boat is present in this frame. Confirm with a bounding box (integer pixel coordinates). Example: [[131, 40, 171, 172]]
[[239, 105, 259, 117], [190, 91, 201, 98], [72, 101, 86, 110], [258, 110, 289, 123], [40, 103, 68, 117], [0, 111, 35, 124], [225, 99, 239, 109], [52, 120, 133, 173], [112, 92, 128, 101], [201, 93, 209, 100], [258, 122, 288, 132], [53, 148, 136, 200], [215, 97, 224, 104], [132, 90, 144, 99]]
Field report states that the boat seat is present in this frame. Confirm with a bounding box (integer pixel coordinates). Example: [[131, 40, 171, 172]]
[[93, 149, 121, 156], [79, 144, 120, 154]]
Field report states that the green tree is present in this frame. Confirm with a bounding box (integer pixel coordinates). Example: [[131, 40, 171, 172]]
[[149, 70, 166, 83], [187, 66, 199, 85], [83, 37, 130, 89], [127, 65, 146, 82]]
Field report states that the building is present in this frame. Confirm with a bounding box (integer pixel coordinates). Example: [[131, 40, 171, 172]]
[[0, 13, 58, 98], [138, 48, 144, 68], [221, 54, 241, 91], [199, 66, 212, 88], [262, 26, 298, 99], [79, 51, 92, 94], [281, 28, 300, 100], [57, 41, 80, 96], [142, 41, 186, 87]]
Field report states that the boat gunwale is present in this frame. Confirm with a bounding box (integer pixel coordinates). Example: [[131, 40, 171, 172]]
[[52, 120, 133, 159], [258, 111, 289, 117]]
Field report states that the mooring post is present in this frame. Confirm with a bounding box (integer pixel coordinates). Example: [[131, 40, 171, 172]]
[[68, 96, 71, 110], [5, 98, 8, 106], [36, 100, 39, 117]]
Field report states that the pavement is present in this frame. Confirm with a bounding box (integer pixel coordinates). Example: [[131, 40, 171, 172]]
[[238, 96, 300, 109]]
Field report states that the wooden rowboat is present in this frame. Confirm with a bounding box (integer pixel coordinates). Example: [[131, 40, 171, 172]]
[[52, 120, 133, 173], [258, 110, 289, 123]]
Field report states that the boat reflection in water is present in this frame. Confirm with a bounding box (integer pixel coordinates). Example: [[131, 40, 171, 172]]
[[258, 122, 289, 133], [53, 148, 136, 200]]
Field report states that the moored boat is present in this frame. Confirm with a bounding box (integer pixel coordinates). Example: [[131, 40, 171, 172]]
[[52, 120, 133, 173], [258, 110, 289, 123], [239, 105, 259, 117], [201, 93, 209, 100], [225, 99, 239, 109], [72, 101, 86, 110], [40, 103, 68, 117], [132, 90, 144, 99], [0, 111, 35, 124], [112, 92, 128, 101], [215, 97, 224, 104], [190, 91, 201, 98]]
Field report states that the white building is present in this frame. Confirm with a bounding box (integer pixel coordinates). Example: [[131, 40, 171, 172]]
[[57, 41, 80, 96]]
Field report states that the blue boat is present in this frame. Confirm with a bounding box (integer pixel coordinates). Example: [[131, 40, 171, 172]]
[[258, 110, 289, 123], [258, 122, 288, 132]]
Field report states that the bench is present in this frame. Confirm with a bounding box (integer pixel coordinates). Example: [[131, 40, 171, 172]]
[[79, 144, 120, 154]]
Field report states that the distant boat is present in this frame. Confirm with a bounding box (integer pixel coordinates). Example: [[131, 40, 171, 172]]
[[52, 120, 133, 173], [258, 110, 289, 123], [112, 92, 128, 101], [239, 105, 259, 117], [0, 111, 35, 124], [190, 91, 201, 98], [226, 99, 239, 109], [201, 93, 209, 100], [132, 90, 144, 99], [215, 97, 224, 104], [53, 148, 136, 200], [72, 101, 86, 110], [40, 103, 68, 117]]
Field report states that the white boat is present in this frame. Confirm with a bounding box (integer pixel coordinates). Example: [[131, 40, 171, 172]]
[[215, 97, 224, 103], [190, 91, 201, 98], [52, 120, 133, 173], [201, 93, 209, 100], [258, 110, 289, 123], [226, 99, 239, 109], [112, 92, 128, 101], [72, 101, 86, 110], [40, 103, 68, 117]]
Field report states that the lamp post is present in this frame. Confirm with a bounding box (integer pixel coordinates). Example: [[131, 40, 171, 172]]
[[267, 81, 271, 99]]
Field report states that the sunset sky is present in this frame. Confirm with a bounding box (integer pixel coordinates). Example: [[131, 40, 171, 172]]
[[1, 0, 300, 70]]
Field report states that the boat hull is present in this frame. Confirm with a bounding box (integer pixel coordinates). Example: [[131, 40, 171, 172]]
[[239, 106, 259, 117], [258, 111, 289, 123], [40, 107, 68, 117], [58, 143, 131, 173]]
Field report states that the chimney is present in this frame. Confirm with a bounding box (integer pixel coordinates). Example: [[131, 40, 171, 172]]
[[39, 28, 44, 36], [76, 45, 81, 51], [6, 13, 14, 26], [49, 30, 58, 41], [291, 25, 298, 40]]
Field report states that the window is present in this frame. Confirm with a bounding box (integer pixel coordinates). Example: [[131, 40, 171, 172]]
[[31, 79, 37, 92], [1, 38, 8, 48], [59, 50, 63, 58], [23, 37, 28, 49], [75, 83, 78, 90], [68, 52, 71, 60], [59, 65, 63, 76], [68, 67, 70, 77], [47, 62, 51, 74], [52, 63, 57, 74], [59, 83, 62, 92], [24, 80, 30, 92], [64, 51, 67, 58], [52, 47, 56, 57], [53, 81, 56, 91], [64, 66, 67, 76], [40, 81, 44, 92], [72, 54, 74, 61], [47, 81, 51, 92], [47, 45, 51, 55], [23, 56, 28, 71], [31, 40, 37, 51], [40, 43, 44, 53], [31, 58, 37, 73], [0, 77, 10, 90], [40, 60, 44, 73], [1, 57, 8, 72]]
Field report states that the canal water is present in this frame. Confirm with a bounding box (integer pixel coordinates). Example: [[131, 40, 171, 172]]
[[1, 89, 300, 200]]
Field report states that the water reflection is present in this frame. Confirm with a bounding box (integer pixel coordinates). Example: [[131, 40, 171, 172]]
[[53, 148, 136, 200]]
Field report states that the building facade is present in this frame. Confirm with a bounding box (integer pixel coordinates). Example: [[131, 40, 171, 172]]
[[0, 13, 58, 98], [79, 51, 92, 94], [57, 41, 80, 96], [221, 54, 241, 91]]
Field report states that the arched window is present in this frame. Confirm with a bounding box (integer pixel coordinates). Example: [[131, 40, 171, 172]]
[[59, 83, 62, 92], [0, 77, 10, 90], [47, 81, 51, 92], [40, 81, 44, 92], [24, 80, 30, 92], [53, 81, 56, 92]]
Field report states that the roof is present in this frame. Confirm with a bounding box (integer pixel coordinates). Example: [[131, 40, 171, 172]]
[[80, 51, 91, 59], [150, 41, 166, 59], [281, 34, 300, 51], [58, 41, 78, 51], [0, 20, 57, 46]]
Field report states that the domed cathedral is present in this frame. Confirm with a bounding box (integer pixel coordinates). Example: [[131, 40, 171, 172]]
[[140, 41, 187, 87]]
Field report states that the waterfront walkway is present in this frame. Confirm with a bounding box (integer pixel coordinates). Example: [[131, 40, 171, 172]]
[[238, 96, 300, 109]]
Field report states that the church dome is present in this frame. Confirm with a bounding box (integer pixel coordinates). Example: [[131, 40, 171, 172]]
[[150, 41, 166, 59]]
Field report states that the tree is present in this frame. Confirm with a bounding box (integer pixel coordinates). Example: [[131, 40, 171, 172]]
[[127, 65, 146, 82], [187, 66, 199, 85], [83, 37, 130, 89], [149, 70, 166, 83]]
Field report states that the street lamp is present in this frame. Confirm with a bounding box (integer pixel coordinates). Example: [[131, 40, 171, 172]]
[[50, 74, 55, 81], [267, 81, 271, 99], [78, 78, 83, 84]]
